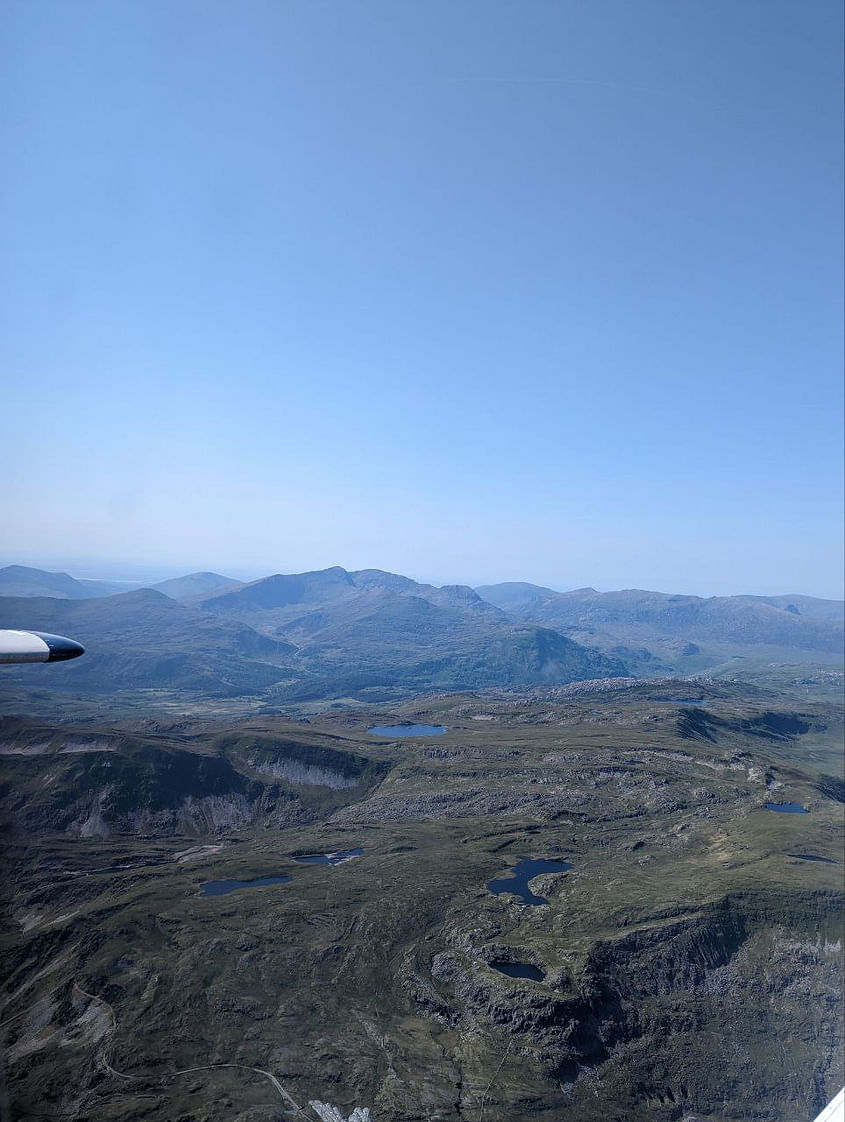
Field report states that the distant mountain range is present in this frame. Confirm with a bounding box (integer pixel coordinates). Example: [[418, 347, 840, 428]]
[[476, 582, 845, 623], [0, 588, 294, 694], [0, 565, 240, 602], [150, 571, 243, 602], [1, 565, 841, 703], [0, 566, 623, 701], [476, 582, 844, 672], [0, 564, 134, 600]]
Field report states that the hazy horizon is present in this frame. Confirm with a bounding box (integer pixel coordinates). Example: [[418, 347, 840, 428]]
[[1, 551, 842, 603], [3, 1, 842, 601]]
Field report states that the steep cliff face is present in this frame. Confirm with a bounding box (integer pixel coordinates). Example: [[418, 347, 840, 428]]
[[1, 701, 841, 1122], [0, 720, 390, 838], [407, 892, 843, 1121]]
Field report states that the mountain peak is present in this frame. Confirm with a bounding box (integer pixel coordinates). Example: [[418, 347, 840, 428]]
[[0, 565, 93, 599], [475, 581, 559, 610], [202, 566, 355, 611], [152, 572, 242, 602]]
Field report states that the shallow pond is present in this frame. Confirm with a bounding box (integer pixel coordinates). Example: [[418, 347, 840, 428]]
[[788, 853, 837, 864], [765, 802, 809, 814], [369, 724, 447, 737], [491, 961, 545, 981], [292, 848, 363, 865], [487, 857, 572, 906], [201, 874, 291, 897]]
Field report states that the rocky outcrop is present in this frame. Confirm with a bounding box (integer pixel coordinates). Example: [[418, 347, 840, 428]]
[[0, 721, 389, 838], [405, 892, 844, 1108]]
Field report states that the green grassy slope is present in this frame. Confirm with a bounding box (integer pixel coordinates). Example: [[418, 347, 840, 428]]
[[1, 688, 842, 1122]]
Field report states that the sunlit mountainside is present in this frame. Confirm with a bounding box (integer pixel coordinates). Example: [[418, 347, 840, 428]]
[[477, 582, 845, 674], [0, 566, 622, 706], [0, 564, 842, 711], [1, 686, 843, 1120], [3, 0, 841, 1116], [2, 563, 843, 1120], [0, 564, 131, 600]]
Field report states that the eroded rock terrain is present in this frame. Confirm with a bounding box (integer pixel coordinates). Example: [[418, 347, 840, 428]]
[[1, 683, 842, 1120]]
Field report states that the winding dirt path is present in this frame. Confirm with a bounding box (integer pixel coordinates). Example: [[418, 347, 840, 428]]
[[164, 1063, 310, 1117]]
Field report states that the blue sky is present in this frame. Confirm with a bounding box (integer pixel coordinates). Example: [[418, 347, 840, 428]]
[[2, 0, 842, 597]]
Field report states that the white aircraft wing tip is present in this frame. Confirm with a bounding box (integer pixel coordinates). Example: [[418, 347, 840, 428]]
[[813, 1087, 845, 1122]]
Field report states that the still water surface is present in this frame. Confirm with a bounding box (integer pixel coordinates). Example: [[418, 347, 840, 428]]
[[491, 961, 545, 981], [487, 857, 572, 906], [201, 874, 291, 897], [293, 848, 363, 865], [765, 802, 809, 814]]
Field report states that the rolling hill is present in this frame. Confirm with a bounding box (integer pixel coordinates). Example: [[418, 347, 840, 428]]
[[476, 584, 845, 671], [0, 571, 626, 703], [0, 589, 295, 695], [0, 565, 131, 599], [200, 568, 626, 698], [151, 571, 243, 602], [2, 565, 842, 707]]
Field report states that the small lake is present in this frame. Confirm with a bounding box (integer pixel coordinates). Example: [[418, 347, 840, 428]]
[[788, 854, 837, 864], [487, 857, 572, 906], [200, 874, 291, 897], [491, 961, 545, 982], [293, 848, 363, 865], [369, 724, 447, 737], [765, 802, 809, 814]]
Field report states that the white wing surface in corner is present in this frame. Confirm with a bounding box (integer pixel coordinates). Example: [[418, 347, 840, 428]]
[[813, 1088, 845, 1122]]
